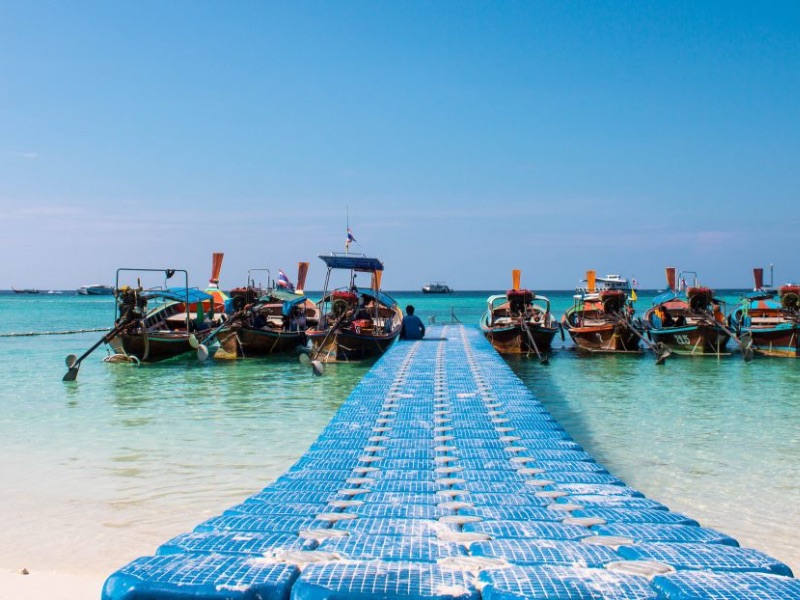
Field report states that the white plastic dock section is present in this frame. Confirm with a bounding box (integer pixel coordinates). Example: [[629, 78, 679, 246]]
[[103, 325, 798, 600]]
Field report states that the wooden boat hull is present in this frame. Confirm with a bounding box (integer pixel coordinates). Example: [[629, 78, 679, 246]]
[[217, 326, 306, 357], [729, 300, 800, 358], [481, 324, 558, 354], [306, 328, 399, 362], [647, 324, 730, 356], [110, 332, 196, 362], [564, 322, 641, 353], [743, 325, 800, 358]]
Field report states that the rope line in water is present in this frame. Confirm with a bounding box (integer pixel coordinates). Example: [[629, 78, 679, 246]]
[[0, 327, 110, 337]]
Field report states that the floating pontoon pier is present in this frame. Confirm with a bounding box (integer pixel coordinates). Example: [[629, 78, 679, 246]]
[[103, 325, 798, 600]]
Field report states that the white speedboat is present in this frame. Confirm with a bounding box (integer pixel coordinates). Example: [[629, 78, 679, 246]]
[[78, 284, 115, 296], [422, 281, 452, 293]]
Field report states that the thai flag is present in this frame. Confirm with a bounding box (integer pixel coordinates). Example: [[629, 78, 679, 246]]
[[277, 269, 294, 292], [345, 228, 356, 250], [631, 277, 639, 288]]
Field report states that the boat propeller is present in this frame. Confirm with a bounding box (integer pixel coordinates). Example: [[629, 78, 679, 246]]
[[299, 351, 324, 376], [614, 315, 670, 365]]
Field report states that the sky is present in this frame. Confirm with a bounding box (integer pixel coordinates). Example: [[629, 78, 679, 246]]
[[1, 1, 798, 291]]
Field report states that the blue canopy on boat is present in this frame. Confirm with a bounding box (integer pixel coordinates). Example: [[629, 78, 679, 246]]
[[361, 288, 397, 310], [651, 290, 679, 305], [142, 287, 214, 303], [282, 295, 308, 316], [318, 253, 384, 272], [743, 290, 776, 301], [744, 297, 782, 310], [270, 288, 306, 303]]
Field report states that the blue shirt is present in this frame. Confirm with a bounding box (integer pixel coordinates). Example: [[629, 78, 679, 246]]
[[400, 314, 425, 340]]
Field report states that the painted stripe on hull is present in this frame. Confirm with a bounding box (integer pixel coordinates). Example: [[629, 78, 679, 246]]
[[117, 333, 195, 362]]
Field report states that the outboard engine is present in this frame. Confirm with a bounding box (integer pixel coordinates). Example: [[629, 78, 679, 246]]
[[780, 285, 800, 311], [117, 286, 146, 324], [507, 289, 533, 315], [331, 290, 358, 316], [600, 290, 626, 314], [687, 287, 713, 312]]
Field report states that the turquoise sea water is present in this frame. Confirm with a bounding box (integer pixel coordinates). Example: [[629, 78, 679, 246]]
[[0, 290, 797, 578]]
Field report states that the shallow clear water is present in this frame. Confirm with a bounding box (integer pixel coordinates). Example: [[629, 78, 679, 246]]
[[0, 290, 797, 577]]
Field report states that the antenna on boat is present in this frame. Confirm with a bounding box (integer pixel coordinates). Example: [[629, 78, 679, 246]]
[[345, 206, 350, 254]]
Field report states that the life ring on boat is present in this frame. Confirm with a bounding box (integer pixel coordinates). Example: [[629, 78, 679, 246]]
[[332, 298, 349, 316]]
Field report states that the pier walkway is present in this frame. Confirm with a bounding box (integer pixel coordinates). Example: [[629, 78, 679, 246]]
[[103, 325, 799, 600]]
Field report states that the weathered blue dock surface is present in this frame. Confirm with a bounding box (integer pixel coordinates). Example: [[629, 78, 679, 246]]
[[103, 325, 799, 600]]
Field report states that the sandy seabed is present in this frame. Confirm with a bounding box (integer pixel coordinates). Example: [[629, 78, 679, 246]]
[[0, 570, 105, 600]]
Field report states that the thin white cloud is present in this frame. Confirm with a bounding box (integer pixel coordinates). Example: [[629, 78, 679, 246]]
[[8, 205, 81, 217]]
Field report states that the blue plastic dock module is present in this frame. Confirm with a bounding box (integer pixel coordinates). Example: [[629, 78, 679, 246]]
[[102, 325, 799, 600]]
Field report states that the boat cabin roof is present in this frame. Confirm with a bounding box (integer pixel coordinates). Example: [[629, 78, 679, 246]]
[[651, 290, 679, 305], [319, 253, 384, 272], [744, 289, 776, 301], [142, 287, 214, 303], [487, 293, 549, 310], [268, 288, 307, 303], [322, 287, 397, 310], [744, 298, 782, 310]]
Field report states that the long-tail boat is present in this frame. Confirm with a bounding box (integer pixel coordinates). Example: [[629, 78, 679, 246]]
[[215, 264, 320, 358], [105, 268, 226, 362], [305, 253, 403, 363], [561, 270, 642, 353], [480, 269, 559, 360], [728, 267, 800, 358], [643, 267, 733, 356]]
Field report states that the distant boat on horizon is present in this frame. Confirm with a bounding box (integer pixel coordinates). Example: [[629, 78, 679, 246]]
[[422, 281, 452, 294], [77, 284, 115, 296], [12, 287, 41, 294]]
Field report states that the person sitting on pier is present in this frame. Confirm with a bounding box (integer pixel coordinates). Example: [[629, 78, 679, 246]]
[[400, 305, 425, 340]]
